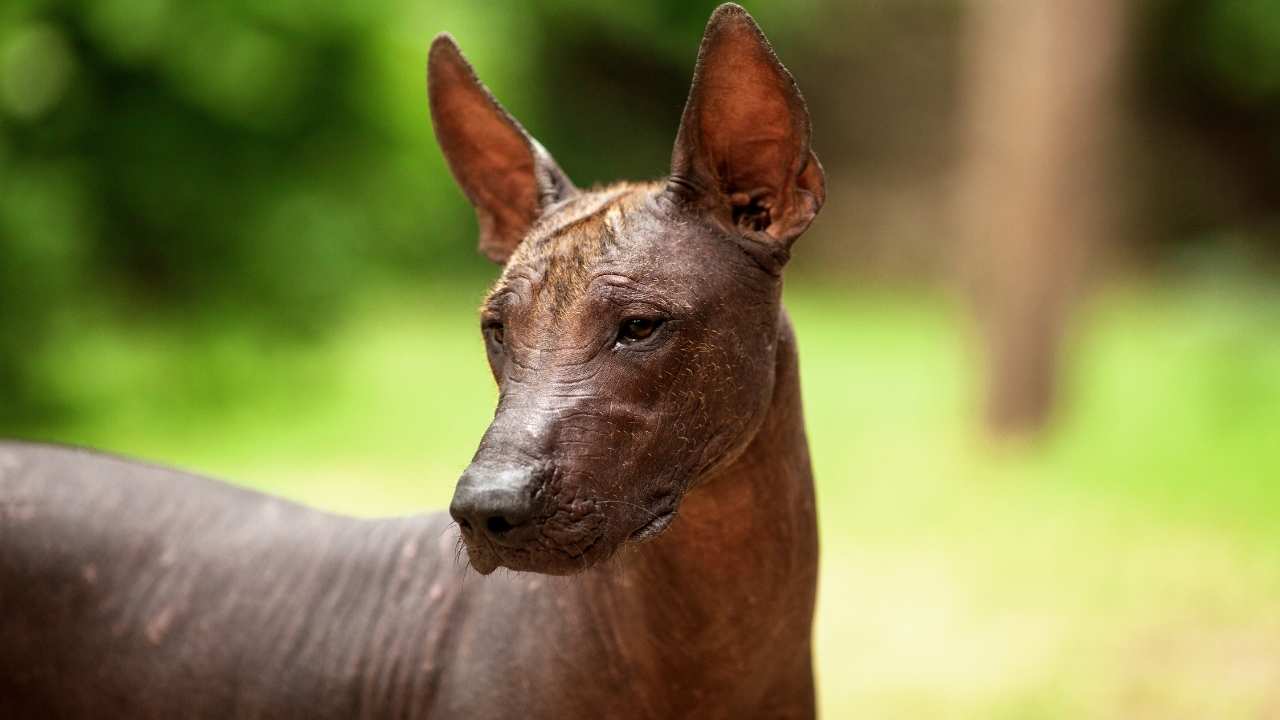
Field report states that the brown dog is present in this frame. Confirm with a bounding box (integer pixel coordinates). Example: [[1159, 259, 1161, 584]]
[[0, 4, 823, 717]]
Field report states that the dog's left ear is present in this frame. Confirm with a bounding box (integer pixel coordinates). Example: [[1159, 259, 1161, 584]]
[[428, 34, 577, 264], [668, 4, 825, 254]]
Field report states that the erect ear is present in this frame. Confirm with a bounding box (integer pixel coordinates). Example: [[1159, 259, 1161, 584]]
[[428, 34, 577, 264], [668, 4, 825, 255]]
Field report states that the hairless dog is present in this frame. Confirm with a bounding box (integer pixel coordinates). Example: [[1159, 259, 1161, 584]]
[[0, 4, 824, 717]]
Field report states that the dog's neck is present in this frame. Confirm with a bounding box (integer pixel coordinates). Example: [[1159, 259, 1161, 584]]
[[614, 307, 815, 589], [552, 308, 819, 712], [0, 311, 817, 718]]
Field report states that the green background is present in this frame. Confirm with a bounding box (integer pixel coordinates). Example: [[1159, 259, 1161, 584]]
[[3, 1, 1280, 716]]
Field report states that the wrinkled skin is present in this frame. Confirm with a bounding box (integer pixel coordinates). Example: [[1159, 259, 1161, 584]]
[[0, 5, 826, 718], [434, 4, 825, 579], [456, 187, 785, 575]]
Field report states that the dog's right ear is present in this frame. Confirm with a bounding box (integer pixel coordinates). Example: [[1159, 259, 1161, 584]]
[[428, 35, 577, 264], [667, 4, 824, 262]]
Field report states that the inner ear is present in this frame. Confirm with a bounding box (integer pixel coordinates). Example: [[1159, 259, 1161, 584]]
[[669, 4, 825, 249], [729, 188, 779, 234]]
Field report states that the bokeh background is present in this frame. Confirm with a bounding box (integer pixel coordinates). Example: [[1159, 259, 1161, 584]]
[[3, 0, 1279, 716]]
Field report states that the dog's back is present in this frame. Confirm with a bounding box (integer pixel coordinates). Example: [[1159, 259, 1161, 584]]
[[0, 442, 463, 718]]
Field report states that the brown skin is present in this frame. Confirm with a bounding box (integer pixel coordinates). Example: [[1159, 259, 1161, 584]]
[[0, 4, 824, 717], [436, 4, 824, 578], [451, 183, 792, 576]]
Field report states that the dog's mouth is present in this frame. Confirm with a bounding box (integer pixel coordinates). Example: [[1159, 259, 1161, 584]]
[[628, 508, 677, 543], [458, 492, 682, 574], [460, 524, 607, 576]]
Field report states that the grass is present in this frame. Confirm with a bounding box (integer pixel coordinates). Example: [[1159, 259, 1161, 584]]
[[18, 275, 1280, 718]]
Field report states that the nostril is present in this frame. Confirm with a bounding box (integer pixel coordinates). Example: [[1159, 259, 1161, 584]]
[[485, 515, 517, 536], [451, 465, 539, 542]]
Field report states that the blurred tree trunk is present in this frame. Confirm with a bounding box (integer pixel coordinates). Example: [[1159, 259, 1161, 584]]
[[957, 0, 1126, 436]]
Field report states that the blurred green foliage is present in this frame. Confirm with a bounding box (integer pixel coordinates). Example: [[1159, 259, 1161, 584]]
[[3, 3, 1280, 715], [1154, 0, 1280, 105], [1, 0, 469, 421], [1138, 0, 1280, 246], [0, 0, 803, 423], [2, 0, 1279, 423]]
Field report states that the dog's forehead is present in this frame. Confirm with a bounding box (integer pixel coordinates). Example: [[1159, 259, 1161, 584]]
[[492, 182, 670, 305]]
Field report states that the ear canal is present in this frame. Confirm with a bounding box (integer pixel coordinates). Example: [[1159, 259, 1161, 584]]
[[427, 34, 577, 264], [668, 3, 826, 251]]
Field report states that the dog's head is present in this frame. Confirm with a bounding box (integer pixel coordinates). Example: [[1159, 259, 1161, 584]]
[[430, 4, 823, 575]]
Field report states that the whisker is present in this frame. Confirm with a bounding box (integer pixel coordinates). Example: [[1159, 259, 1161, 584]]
[[596, 499, 663, 522]]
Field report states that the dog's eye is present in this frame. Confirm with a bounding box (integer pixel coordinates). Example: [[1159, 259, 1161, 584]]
[[618, 318, 662, 344], [484, 322, 504, 346]]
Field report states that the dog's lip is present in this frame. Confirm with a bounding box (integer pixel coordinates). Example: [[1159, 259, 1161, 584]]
[[463, 526, 607, 575], [628, 508, 677, 542], [465, 545, 501, 575]]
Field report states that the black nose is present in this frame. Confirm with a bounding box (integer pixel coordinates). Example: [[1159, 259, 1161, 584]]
[[449, 466, 538, 545]]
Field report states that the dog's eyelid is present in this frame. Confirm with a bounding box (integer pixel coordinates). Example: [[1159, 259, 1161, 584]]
[[615, 300, 673, 318], [481, 290, 518, 319]]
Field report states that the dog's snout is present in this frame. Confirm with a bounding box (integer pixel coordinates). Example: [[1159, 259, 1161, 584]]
[[450, 466, 540, 545]]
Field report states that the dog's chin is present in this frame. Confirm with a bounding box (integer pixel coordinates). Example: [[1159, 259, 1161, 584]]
[[462, 534, 613, 576]]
